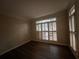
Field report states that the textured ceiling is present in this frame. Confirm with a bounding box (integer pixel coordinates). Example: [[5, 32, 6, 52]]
[[0, 0, 72, 19]]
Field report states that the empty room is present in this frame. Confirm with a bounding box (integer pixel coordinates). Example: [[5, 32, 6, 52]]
[[0, 0, 79, 59]]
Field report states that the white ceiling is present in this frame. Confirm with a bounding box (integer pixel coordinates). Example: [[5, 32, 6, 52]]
[[0, 0, 72, 19]]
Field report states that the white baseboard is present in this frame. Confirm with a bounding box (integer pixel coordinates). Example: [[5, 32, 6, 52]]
[[0, 40, 31, 56], [32, 40, 68, 47]]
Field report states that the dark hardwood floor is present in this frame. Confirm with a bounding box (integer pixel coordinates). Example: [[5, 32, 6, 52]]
[[0, 41, 76, 59]]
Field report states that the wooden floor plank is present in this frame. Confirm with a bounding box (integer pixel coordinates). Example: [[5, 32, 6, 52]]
[[0, 41, 76, 59]]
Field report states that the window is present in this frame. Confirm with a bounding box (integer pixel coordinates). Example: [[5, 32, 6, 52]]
[[69, 5, 76, 51], [42, 32, 48, 40], [36, 24, 41, 31], [36, 18, 57, 41]]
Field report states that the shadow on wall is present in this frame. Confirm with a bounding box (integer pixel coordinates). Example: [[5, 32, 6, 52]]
[[0, 15, 31, 55]]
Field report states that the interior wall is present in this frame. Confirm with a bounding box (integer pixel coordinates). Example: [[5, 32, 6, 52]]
[[31, 10, 70, 46], [75, 0, 79, 58], [67, 0, 79, 58], [0, 15, 31, 55]]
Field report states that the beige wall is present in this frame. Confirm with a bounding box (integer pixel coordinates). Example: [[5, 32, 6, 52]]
[[75, 0, 79, 58], [0, 15, 31, 55], [31, 10, 70, 46]]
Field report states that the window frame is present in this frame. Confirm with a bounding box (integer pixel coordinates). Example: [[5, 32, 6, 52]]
[[36, 18, 57, 41], [69, 5, 76, 51]]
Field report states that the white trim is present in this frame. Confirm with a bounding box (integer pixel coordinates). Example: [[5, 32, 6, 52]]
[[32, 40, 68, 46], [0, 40, 31, 56]]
